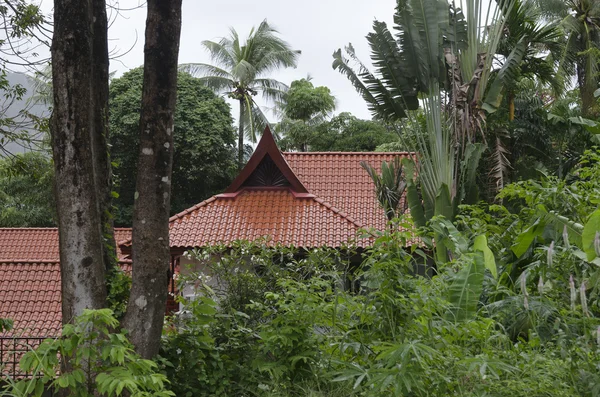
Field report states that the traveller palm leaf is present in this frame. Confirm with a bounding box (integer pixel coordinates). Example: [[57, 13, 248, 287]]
[[334, 0, 515, 263]]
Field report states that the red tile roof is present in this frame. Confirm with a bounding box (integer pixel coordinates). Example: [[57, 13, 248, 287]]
[[0, 228, 132, 261], [117, 130, 414, 251], [0, 260, 61, 337], [0, 228, 132, 339], [284, 152, 413, 232], [169, 189, 366, 248]]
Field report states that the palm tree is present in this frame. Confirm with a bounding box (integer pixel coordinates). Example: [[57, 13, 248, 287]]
[[530, 0, 600, 117], [180, 20, 300, 169], [487, 0, 564, 121], [361, 157, 407, 224]]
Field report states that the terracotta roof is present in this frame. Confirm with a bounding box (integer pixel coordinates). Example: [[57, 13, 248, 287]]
[[0, 228, 132, 339], [284, 152, 414, 232], [0, 228, 132, 261], [169, 189, 366, 248], [0, 260, 61, 337], [116, 130, 414, 251]]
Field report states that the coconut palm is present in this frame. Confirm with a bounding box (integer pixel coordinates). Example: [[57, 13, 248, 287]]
[[180, 20, 300, 169], [529, 0, 600, 117]]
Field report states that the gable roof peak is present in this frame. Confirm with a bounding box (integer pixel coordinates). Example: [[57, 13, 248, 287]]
[[225, 126, 309, 194]]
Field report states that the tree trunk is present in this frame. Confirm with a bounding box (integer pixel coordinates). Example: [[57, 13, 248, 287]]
[[508, 92, 515, 122], [91, 0, 117, 273], [51, 0, 111, 325], [122, 0, 182, 359], [578, 62, 599, 118], [238, 99, 245, 170]]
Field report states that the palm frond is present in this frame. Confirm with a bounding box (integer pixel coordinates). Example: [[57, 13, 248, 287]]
[[197, 76, 235, 94], [489, 134, 511, 196], [179, 63, 232, 79], [201, 39, 237, 69], [361, 157, 407, 221], [242, 99, 271, 143], [253, 78, 289, 103]]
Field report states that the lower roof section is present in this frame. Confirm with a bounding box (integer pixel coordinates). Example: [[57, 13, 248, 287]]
[[168, 188, 370, 249]]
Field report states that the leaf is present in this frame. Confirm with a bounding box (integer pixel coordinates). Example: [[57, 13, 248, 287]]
[[473, 235, 497, 278], [483, 39, 527, 113], [403, 158, 426, 227], [459, 143, 486, 205], [511, 218, 544, 258], [448, 253, 485, 322], [569, 116, 600, 134], [582, 209, 600, 261]]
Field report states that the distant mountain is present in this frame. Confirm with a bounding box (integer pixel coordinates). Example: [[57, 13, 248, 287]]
[[1, 72, 50, 156]]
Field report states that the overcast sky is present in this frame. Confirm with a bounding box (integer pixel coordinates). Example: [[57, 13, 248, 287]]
[[37, 0, 396, 121]]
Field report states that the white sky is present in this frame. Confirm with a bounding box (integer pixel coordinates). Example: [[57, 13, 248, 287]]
[[37, 0, 397, 121]]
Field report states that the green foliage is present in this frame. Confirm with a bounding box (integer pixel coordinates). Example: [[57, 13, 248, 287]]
[[3, 309, 173, 397], [157, 150, 600, 396], [109, 67, 236, 225], [360, 157, 407, 221], [283, 79, 335, 122], [307, 112, 399, 152], [0, 318, 12, 333], [275, 78, 336, 152], [106, 267, 132, 320], [0, 151, 55, 227]]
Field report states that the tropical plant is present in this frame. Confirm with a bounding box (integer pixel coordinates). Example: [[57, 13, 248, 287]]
[[333, 0, 515, 262], [180, 20, 300, 169], [3, 309, 173, 397], [109, 68, 237, 225], [0, 151, 55, 227], [485, 0, 564, 118], [529, 0, 600, 117], [361, 157, 407, 222], [311, 112, 400, 152]]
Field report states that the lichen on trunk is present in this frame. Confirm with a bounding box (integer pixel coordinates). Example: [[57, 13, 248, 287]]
[[122, 0, 183, 359]]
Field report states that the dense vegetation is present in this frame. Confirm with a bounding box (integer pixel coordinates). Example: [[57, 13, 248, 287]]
[[109, 68, 237, 225], [2, 0, 600, 395], [150, 149, 599, 396]]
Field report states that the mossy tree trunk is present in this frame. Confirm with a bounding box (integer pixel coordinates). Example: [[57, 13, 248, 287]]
[[51, 0, 113, 328], [122, 0, 182, 359]]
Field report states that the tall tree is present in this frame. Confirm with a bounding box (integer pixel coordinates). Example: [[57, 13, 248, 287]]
[[51, 0, 113, 324], [530, 0, 600, 117], [109, 68, 236, 225], [180, 20, 300, 169], [0, 152, 55, 227], [309, 112, 399, 152], [333, 0, 515, 262], [122, 0, 183, 359], [275, 78, 335, 151]]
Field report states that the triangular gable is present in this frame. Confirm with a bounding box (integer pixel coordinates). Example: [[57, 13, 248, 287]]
[[224, 127, 309, 194]]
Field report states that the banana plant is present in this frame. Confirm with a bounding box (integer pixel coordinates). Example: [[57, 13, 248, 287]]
[[427, 216, 498, 321]]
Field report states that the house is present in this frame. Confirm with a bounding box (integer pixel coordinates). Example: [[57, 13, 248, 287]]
[[0, 128, 412, 366]]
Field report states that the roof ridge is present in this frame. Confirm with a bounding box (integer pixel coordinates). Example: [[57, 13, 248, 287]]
[[116, 196, 221, 247], [0, 259, 59, 263], [310, 195, 365, 229], [283, 151, 414, 155], [169, 196, 217, 223], [225, 127, 309, 194]]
